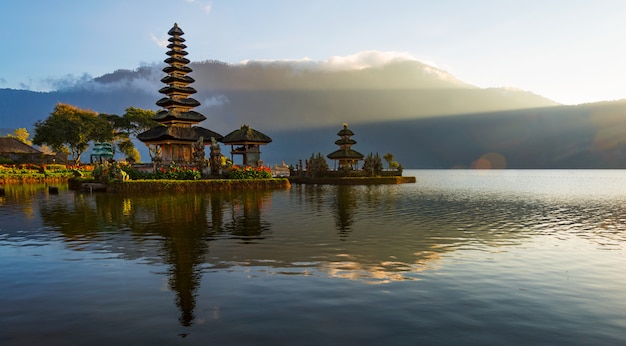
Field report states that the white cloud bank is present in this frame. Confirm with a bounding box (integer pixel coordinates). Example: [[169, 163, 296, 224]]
[[240, 51, 422, 71]]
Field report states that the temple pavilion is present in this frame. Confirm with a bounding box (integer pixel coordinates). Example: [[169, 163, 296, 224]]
[[327, 123, 364, 170], [222, 125, 272, 166], [138, 23, 222, 163]]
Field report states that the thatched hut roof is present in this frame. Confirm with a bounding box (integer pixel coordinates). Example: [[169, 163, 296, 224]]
[[222, 125, 272, 145], [137, 125, 223, 143], [327, 149, 364, 160], [0, 137, 41, 154]]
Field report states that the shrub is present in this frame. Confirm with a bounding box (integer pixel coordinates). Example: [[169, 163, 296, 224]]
[[362, 153, 383, 176], [307, 153, 329, 177], [45, 164, 68, 171], [228, 165, 273, 179], [123, 164, 201, 180]]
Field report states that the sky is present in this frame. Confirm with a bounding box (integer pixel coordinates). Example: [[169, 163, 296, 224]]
[[2, 0, 626, 105]]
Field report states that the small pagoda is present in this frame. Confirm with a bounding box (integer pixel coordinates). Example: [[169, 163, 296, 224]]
[[222, 125, 272, 166], [327, 123, 364, 170], [138, 23, 222, 164]]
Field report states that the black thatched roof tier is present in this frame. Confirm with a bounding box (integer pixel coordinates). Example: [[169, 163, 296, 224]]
[[335, 138, 357, 145], [164, 56, 191, 65], [158, 85, 197, 95], [327, 149, 364, 160], [168, 23, 185, 36], [337, 126, 355, 136], [166, 49, 188, 56], [162, 65, 192, 74], [137, 125, 223, 143], [161, 75, 195, 84], [153, 110, 206, 123], [168, 36, 186, 43], [222, 125, 272, 144], [156, 97, 201, 108], [167, 42, 187, 50]]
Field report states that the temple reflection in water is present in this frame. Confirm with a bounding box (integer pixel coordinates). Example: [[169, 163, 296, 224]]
[[5, 181, 542, 327]]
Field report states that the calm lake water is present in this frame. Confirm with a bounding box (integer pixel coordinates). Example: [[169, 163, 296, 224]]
[[1, 170, 626, 345]]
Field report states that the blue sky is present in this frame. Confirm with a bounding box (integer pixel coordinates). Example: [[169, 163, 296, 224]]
[[3, 0, 626, 105]]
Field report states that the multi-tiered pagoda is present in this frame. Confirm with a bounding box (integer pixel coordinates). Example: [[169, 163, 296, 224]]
[[327, 123, 364, 170], [138, 23, 222, 163]]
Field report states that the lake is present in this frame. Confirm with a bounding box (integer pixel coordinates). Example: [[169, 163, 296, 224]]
[[1, 170, 626, 345]]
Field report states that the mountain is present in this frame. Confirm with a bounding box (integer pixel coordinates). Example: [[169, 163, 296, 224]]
[[268, 100, 626, 169], [0, 59, 557, 132], [3, 57, 626, 168]]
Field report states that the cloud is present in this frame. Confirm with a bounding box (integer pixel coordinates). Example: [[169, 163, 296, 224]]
[[184, 0, 212, 14], [43, 73, 94, 91], [151, 34, 168, 48], [235, 51, 467, 87], [322, 51, 417, 70], [201, 95, 229, 108], [240, 51, 422, 71], [0, 77, 6, 85]]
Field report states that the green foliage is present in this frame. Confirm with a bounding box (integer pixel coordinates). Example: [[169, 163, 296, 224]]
[[92, 161, 130, 182], [382, 152, 402, 171], [45, 164, 68, 171], [7, 128, 32, 145], [122, 107, 159, 136], [125, 147, 141, 163], [0, 163, 92, 180], [362, 152, 383, 176], [33, 103, 113, 164], [123, 164, 201, 180], [108, 178, 290, 193], [121, 107, 158, 161], [307, 152, 329, 177], [228, 165, 273, 179], [99, 107, 156, 160], [383, 152, 394, 168], [117, 139, 140, 162]]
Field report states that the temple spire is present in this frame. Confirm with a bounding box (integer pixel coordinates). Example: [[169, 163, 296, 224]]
[[156, 22, 202, 124], [137, 23, 223, 164]]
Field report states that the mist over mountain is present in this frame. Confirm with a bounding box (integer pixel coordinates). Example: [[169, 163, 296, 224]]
[[2, 54, 625, 168], [0, 56, 557, 132]]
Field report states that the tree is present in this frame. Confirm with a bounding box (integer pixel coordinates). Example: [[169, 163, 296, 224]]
[[125, 147, 141, 163], [383, 152, 394, 169], [8, 128, 32, 145], [307, 152, 329, 177], [96, 107, 157, 163], [123, 107, 158, 137], [98, 113, 124, 157], [363, 152, 383, 176], [33, 103, 113, 164], [117, 138, 140, 162], [122, 107, 159, 161]]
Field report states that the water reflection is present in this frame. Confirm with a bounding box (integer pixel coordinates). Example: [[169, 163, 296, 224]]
[[33, 189, 272, 326], [3, 171, 626, 328], [334, 186, 357, 237]]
